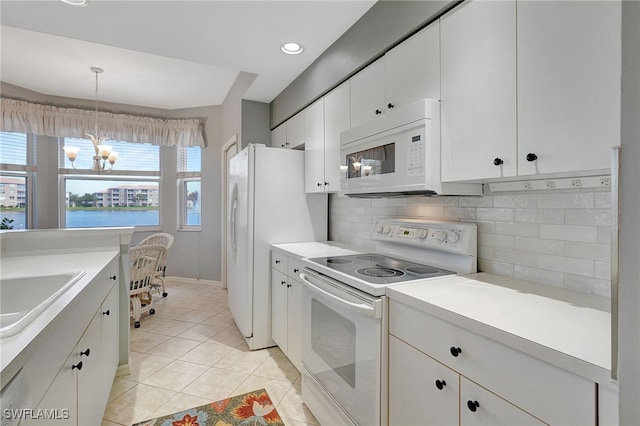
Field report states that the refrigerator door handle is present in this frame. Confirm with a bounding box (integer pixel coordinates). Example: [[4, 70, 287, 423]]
[[230, 183, 238, 254]]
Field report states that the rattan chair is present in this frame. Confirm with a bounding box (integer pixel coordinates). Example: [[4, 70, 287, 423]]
[[129, 244, 165, 328], [137, 232, 174, 297]]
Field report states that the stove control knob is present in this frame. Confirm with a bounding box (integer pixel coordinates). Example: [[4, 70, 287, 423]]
[[418, 229, 428, 239], [375, 224, 384, 234], [448, 231, 460, 243], [383, 225, 392, 234], [435, 230, 448, 242]]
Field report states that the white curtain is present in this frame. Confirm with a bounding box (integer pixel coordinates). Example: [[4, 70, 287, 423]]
[[0, 98, 205, 147]]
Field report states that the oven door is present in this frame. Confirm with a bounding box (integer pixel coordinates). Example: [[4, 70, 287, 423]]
[[299, 268, 384, 426]]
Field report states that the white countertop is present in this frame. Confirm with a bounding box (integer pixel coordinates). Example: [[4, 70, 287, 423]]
[[1, 250, 120, 381], [387, 272, 612, 383], [271, 241, 364, 259]]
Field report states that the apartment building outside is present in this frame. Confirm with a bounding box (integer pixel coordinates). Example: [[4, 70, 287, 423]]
[[93, 185, 159, 208], [0, 177, 26, 208]]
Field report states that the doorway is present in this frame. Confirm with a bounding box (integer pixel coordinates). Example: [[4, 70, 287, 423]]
[[221, 134, 238, 289]]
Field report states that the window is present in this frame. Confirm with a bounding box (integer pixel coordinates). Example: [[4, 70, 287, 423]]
[[61, 137, 161, 228], [178, 146, 201, 229], [0, 132, 34, 229]]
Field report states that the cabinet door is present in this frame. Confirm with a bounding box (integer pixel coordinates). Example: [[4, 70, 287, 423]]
[[350, 58, 385, 128], [77, 311, 103, 426], [389, 335, 459, 426], [323, 80, 350, 193], [97, 285, 120, 413], [287, 276, 302, 372], [286, 112, 305, 149], [440, 0, 517, 182], [271, 268, 288, 354], [385, 21, 441, 108], [517, 0, 621, 176], [460, 377, 545, 426], [304, 98, 326, 193], [28, 352, 78, 426], [271, 124, 286, 148]]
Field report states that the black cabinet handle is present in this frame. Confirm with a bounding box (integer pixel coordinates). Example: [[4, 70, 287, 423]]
[[467, 400, 480, 412], [281, 144, 286, 148], [493, 158, 503, 166], [317, 182, 322, 187], [450, 346, 462, 357], [109, 275, 117, 280], [526, 153, 538, 162], [375, 109, 382, 115], [275, 260, 281, 264], [324, 182, 329, 186], [287, 284, 292, 288], [103, 309, 110, 316], [435, 379, 446, 390], [387, 103, 395, 109], [293, 268, 299, 273], [281, 280, 286, 286], [80, 348, 90, 357], [72, 361, 83, 371]]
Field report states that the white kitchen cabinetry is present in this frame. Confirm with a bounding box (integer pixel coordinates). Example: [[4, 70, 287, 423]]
[[350, 22, 440, 128], [24, 259, 120, 425], [388, 299, 596, 425], [306, 81, 350, 193], [440, 0, 517, 182], [271, 111, 305, 149], [270, 251, 303, 371], [516, 0, 621, 176]]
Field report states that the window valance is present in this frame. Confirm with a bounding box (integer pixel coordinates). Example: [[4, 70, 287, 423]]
[[0, 98, 205, 147]]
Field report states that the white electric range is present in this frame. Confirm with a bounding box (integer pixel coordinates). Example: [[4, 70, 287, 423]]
[[298, 217, 477, 426]]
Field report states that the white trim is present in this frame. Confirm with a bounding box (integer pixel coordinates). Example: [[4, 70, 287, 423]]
[[165, 276, 222, 286], [221, 134, 238, 290]]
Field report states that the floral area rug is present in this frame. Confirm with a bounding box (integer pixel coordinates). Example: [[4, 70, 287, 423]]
[[131, 389, 285, 426]]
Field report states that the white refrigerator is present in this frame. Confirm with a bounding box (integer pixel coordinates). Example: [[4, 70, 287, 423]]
[[227, 144, 327, 350]]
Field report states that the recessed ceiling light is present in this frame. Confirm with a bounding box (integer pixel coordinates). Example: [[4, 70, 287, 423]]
[[281, 42, 304, 55], [60, 0, 88, 6]]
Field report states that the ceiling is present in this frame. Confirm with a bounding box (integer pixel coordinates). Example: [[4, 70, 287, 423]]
[[0, 0, 376, 110]]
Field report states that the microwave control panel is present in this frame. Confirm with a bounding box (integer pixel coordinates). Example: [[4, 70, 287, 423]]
[[407, 130, 425, 177]]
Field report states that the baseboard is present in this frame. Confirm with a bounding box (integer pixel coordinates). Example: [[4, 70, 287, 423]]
[[116, 363, 131, 376], [166, 276, 222, 286]]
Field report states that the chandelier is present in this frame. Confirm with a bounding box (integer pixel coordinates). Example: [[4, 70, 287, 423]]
[[63, 66, 118, 173]]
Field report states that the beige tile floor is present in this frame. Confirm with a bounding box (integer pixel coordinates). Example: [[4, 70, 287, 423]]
[[102, 279, 318, 426]]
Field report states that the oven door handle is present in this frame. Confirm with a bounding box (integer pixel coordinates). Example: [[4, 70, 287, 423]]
[[299, 273, 382, 319]]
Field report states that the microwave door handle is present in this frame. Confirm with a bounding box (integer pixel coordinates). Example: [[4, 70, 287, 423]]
[[299, 273, 379, 318]]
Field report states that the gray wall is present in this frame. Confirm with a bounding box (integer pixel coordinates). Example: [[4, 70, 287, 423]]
[[241, 99, 271, 150], [269, 0, 458, 127]]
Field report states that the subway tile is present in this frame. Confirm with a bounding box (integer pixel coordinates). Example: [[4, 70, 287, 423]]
[[476, 208, 514, 222], [481, 260, 515, 277], [477, 245, 494, 260], [515, 237, 565, 256], [598, 227, 612, 244], [494, 193, 538, 208], [459, 195, 494, 207], [538, 192, 594, 208], [515, 208, 564, 224], [473, 220, 496, 234], [594, 262, 611, 279], [595, 191, 612, 209], [478, 233, 515, 249], [565, 209, 612, 227], [492, 248, 537, 267], [537, 254, 594, 277], [564, 274, 611, 298], [443, 207, 476, 220], [405, 205, 445, 219], [372, 198, 406, 207], [356, 199, 373, 208], [539, 224, 598, 243], [495, 222, 539, 237], [564, 242, 611, 262], [513, 265, 564, 288]]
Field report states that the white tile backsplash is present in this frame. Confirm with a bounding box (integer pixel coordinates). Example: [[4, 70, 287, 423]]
[[329, 187, 612, 296]]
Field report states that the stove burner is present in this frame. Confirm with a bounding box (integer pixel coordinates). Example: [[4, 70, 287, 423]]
[[326, 258, 353, 264], [355, 254, 388, 262], [357, 267, 405, 278], [406, 266, 441, 275]]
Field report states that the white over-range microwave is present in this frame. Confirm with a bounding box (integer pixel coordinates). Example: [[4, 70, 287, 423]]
[[340, 99, 481, 197]]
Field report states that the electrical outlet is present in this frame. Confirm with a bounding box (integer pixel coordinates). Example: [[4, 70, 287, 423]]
[[523, 182, 533, 190], [545, 181, 556, 189], [571, 179, 582, 188], [600, 177, 611, 187]]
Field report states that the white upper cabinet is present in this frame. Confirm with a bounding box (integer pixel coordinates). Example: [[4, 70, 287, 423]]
[[271, 111, 305, 149], [304, 98, 326, 193], [441, 0, 517, 182], [350, 21, 441, 128], [516, 0, 621, 176], [271, 123, 286, 148]]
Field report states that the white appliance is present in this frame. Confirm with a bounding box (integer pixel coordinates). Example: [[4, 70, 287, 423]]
[[227, 144, 327, 350], [340, 99, 481, 197], [299, 218, 477, 426]]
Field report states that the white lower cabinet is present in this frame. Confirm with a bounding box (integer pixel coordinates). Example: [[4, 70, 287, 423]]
[[24, 259, 120, 425], [270, 251, 303, 371], [388, 300, 597, 426]]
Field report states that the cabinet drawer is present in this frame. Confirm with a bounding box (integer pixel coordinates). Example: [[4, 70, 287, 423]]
[[389, 300, 595, 425], [271, 252, 288, 274], [288, 259, 303, 281]]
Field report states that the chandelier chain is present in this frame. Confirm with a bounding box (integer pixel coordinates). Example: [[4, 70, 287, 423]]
[[93, 69, 99, 136]]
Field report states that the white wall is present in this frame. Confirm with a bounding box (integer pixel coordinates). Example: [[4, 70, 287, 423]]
[[330, 186, 612, 297]]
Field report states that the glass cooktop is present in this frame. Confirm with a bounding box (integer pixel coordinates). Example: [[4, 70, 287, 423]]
[[307, 253, 455, 285]]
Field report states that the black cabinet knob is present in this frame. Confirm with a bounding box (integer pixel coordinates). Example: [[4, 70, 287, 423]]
[[281, 280, 286, 286], [109, 275, 117, 280], [80, 348, 90, 357], [72, 361, 83, 371], [467, 400, 480, 412], [493, 158, 503, 166], [317, 182, 322, 187], [435, 379, 446, 390], [275, 260, 281, 264], [375, 109, 382, 115], [526, 153, 538, 162], [324, 182, 329, 186], [450, 346, 462, 357], [287, 284, 292, 288], [103, 309, 110, 316], [293, 268, 299, 273], [387, 103, 395, 109]]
